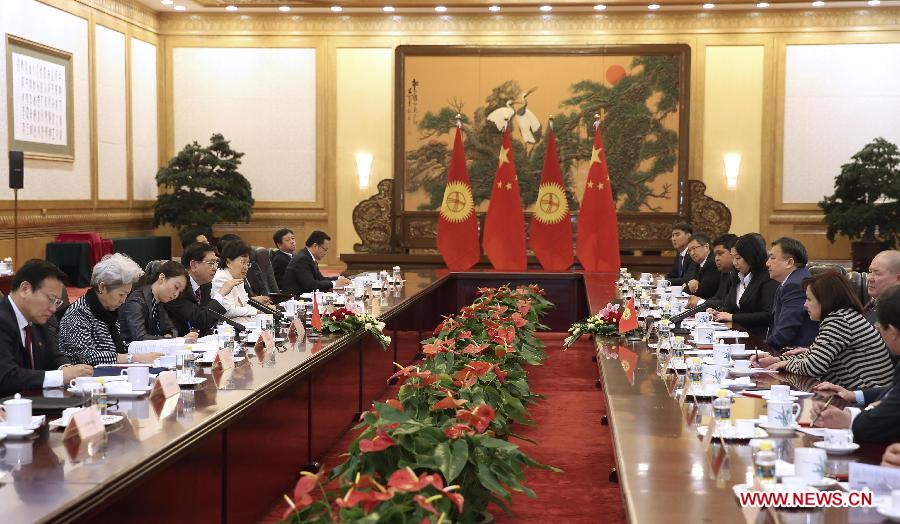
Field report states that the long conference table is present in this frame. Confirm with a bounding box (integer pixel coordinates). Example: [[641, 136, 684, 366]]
[[3, 270, 888, 523]]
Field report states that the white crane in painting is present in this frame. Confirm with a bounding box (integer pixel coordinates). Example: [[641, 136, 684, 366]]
[[513, 87, 541, 145], [486, 99, 516, 132]]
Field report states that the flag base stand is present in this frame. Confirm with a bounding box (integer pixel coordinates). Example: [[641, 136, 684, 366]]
[[625, 331, 642, 342]]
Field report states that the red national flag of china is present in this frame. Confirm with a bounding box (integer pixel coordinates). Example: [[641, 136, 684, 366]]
[[576, 123, 621, 272], [311, 293, 322, 331], [528, 126, 573, 271], [618, 345, 638, 386], [618, 297, 639, 333], [483, 128, 527, 271], [437, 127, 481, 271]]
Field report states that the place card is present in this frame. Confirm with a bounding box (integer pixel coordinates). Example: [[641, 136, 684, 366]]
[[849, 462, 900, 493], [62, 406, 104, 441], [150, 370, 180, 399], [701, 415, 718, 451], [151, 392, 180, 419], [287, 319, 305, 341], [213, 348, 235, 371], [212, 367, 234, 389]]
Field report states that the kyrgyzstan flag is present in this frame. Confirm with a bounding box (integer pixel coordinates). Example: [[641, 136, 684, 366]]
[[618, 297, 639, 333], [618, 345, 638, 386], [576, 122, 621, 272], [311, 293, 322, 331], [436, 127, 481, 271], [483, 128, 527, 271], [528, 125, 573, 271]]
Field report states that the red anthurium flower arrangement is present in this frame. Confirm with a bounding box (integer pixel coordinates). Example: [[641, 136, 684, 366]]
[[456, 403, 496, 433], [358, 429, 396, 453]]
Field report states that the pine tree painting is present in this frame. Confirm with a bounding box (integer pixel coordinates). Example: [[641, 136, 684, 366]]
[[403, 51, 683, 214]]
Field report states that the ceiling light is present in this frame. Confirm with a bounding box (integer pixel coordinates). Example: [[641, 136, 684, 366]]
[[161, 0, 173, 5], [435, 5, 447, 12], [756, 2, 769, 6], [867, 0, 880, 5], [702, 2, 714, 8], [173, 4, 186, 10], [539, 5, 553, 11], [278, 5, 291, 11], [330, 5, 343, 12], [648, 3, 661, 9], [812, 0, 825, 5], [383, 6, 395, 12], [489, 5, 501, 12], [225, 5, 237, 11], [593, 4, 607, 10]]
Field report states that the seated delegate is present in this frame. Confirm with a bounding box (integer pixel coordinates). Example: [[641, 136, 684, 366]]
[[211, 241, 259, 324], [0, 260, 92, 395], [806, 286, 900, 443], [708, 233, 778, 337], [119, 260, 198, 344], [60, 254, 161, 366], [755, 271, 894, 390]]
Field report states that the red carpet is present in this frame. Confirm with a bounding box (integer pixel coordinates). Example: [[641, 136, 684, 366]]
[[260, 333, 625, 523]]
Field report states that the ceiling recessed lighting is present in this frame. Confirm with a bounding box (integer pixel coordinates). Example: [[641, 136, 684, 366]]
[[867, 0, 880, 5], [434, 5, 447, 12], [330, 5, 343, 12], [160, 0, 173, 5], [648, 3, 661, 9], [756, 1, 769, 6], [593, 4, 607, 10], [702, 2, 714, 8], [225, 5, 237, 11], [539, 5, 553, 11], [382, 6, 395, 12], [489, 5, 501, 12], [173, 4, 186, 10], [811, 0, 825, 5], [278, 5, 291, 11]]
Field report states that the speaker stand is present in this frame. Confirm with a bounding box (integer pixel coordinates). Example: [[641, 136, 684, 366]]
[[13, 188, 18, 266]]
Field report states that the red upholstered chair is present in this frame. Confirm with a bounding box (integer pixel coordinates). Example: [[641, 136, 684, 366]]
[[54, 232, 114, 268]]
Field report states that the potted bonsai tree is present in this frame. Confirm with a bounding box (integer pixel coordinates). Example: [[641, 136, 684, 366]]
[[818, 137, 900, 271], [153, 133, 254, 238]]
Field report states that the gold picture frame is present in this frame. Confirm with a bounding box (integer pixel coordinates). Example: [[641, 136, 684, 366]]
[[6, 34, 75, 162]]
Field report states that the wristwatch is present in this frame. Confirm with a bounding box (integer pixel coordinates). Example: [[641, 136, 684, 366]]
[[127, 354, 133, 364]]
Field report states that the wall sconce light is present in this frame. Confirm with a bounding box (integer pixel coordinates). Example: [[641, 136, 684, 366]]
[[356, 152, 373, 189], [723, 153, 741, 190]]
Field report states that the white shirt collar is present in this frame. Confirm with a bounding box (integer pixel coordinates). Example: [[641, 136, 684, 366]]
[[679, 247, 689, 258], [739, 272, 753, 286], [781, 269, 796, 287], [280, 249, 293, 256], [307, 247, 317, 261], [190, 275, 200, 294], [8, 296, 29, 345]]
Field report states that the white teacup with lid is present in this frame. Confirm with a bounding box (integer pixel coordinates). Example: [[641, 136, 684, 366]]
[[1, 393, 32, 428]]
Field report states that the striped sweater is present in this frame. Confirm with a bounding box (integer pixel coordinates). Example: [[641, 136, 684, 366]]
[[783, 308, 894, 390]]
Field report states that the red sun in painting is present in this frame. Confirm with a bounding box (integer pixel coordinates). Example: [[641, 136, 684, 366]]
[[606, 65, 626, 86]]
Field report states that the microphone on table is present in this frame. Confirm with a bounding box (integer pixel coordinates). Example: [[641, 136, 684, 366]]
[[248, 297, 283, 321], [207, 308, 247, 334]]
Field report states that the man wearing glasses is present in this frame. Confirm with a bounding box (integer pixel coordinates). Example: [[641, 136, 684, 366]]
[[0, 259, 92, 396], [164, 242, 232, 337]]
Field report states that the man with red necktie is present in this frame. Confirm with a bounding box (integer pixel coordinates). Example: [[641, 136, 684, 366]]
[[0, 260, 92, 396]]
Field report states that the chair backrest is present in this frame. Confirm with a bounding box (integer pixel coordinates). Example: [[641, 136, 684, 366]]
[[807, 263, 848, 277], [143, 260, 165, 279], [252, 246, 279, 293], [847, 271, 870, 306]]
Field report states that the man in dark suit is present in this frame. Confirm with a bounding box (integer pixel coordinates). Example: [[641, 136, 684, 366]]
[[665, 222, 697, 286], [693, 233, 738, 308], [684, 233, 719, 300], [270, 228, 295, 290], [765, 237, 819, 350], [281, 231, 352, 295], [164, 242, 232, 337], [0, 260, 92, 396], [811, 286, 900, 443]]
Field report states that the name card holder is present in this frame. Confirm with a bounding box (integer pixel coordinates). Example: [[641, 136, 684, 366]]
[[701, 415, 718, 451], [212, 366, 234, 389], [150, 370, 181, 399], [288, 319, 305, 342], [213, 348, 235, 371], [62, 405, 105, 442]]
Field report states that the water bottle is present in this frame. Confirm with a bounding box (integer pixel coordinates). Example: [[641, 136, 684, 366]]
[[712, 389, 732, 422], [392, 266, 402, 285], [92, 378, 109, 416], [688, 357, 703, 383], [755, 440, 777, 487]]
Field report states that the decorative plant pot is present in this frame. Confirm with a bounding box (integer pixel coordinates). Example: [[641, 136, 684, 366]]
[[850, 240, 887, 272]]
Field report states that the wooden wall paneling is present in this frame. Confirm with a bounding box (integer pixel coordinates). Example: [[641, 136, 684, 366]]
[[309, 344, 361, 462]]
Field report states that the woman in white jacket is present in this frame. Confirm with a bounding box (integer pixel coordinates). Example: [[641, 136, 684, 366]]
[[211, 241, 257, 324]]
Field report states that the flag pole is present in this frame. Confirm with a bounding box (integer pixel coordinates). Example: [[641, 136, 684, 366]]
[[455, 113, 462, 129]]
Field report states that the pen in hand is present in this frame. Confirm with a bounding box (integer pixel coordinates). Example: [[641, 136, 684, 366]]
[[809, 395, 834, 427]]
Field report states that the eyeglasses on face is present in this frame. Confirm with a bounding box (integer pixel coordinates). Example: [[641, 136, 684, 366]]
[[37, 290, 64, 309]]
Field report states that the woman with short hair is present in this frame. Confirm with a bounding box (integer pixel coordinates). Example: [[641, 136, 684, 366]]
[[59, 254, 160, 365], [119, 260, 196, 344], [708, 233, 778, 337], [210, 241, 257, 324], [758, 271, 894, 389]]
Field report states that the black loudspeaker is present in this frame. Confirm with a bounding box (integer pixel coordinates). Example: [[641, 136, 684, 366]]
[[9, 151, 24, 190]]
